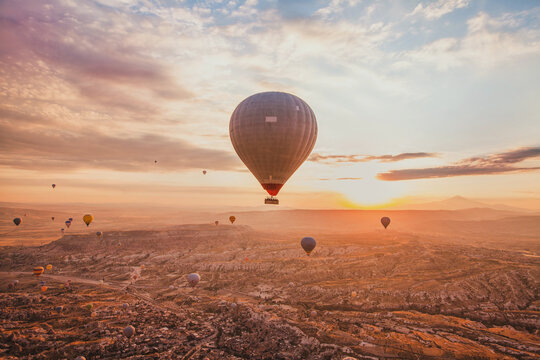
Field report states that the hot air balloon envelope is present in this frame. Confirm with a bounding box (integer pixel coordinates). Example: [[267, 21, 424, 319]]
[[187, 273, 200, 287], [13, 218, 21, 226], [83, 214, 93, 227], [46, 264, 52, 271], [33, 267, 44, 276], [123, 325, 135, 338], [229, 92, 317, 199], [301, 237, 316, 255], [229, 216, 236, 224], [381, 217, 391, 229]]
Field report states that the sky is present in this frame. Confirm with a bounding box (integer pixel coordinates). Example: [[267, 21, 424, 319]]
[[0, 0, 539, 210]]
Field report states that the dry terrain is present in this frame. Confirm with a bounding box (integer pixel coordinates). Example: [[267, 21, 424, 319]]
[[1, 207, 539, 359]]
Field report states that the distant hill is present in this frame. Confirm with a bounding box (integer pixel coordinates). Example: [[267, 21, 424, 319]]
[[393, 196, 531, 212]]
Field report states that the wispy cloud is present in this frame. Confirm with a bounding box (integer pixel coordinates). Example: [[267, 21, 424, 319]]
[[0, 121, 239, 172], [410, 0, 470, 20], [377, 147, 540, 181], [310, 152, 436, 164]]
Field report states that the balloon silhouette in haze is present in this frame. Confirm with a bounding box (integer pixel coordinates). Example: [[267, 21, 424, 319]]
[[301, 237, 316, 256], [51, 184, 56, 189], [123, 325, 135, 338], [229, 216, 236, 224], [187, 273, 200, 287], [381, 217, 391, 229], [13, 218, 21, 226]]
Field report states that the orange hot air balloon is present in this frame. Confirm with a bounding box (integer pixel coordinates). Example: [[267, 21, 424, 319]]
[[381, 217, 391, 229], [229, 216, 236, 224], [83, 214, 93, 227], [46, 264, 53, 271], [230, 92, 317, 204], [41, 286, 48, 292], [33, 266, 44, 276]]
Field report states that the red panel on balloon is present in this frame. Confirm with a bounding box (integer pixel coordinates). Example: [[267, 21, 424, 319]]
[[261, 183, 283, 196]]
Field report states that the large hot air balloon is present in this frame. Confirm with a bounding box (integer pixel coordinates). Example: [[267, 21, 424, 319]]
[[187, 273, 200, 287], [33, 266, 44, 276], [123, 325, 135, 338], [51, 184, 56, 189], [13, 218, 21, 226], [83, 214, 93, 227], [65, 220, 71, 228], [301, 237, 316, 256], [229, 216, 236, 224], [46, 264, 53, 271], [381, 217, 391, 229], [229, 92, 317, 205]]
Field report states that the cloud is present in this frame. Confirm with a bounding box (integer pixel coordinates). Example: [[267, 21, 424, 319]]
[[377, 147, 540, 181], [401, 11, 540, 70], [310, 152, 436, 164], [410, 0, 470, 20], [0, 122, 240, 172]]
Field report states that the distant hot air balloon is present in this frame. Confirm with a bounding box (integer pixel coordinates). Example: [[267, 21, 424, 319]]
[[229, 216, 236, 224], [122, 303, 129, 310], [51, 216, 55, 221], [61, 228, 65, 234], [123, 325, 135, 338], [13, 218, 21, 226], [55, 306, 63, 313], [301, 237, 316, 256], [154, 160, 157, 164], [33, 267, 44, 276], [83, 214, 93, 227], [230, 92, 317, 205], [187, 273, 200, 287], [75, 357, 86, 360], [46, 264, 53, 271], [202, 170, 207, 175], [140, 264, 145, 270], [351, 291, 357, 298], [381, 217, 391, 229], [40, 280, 46, 286], [51, 184, 56, 189], [65, 220, 71, 228], [215, 221, 219, 226], [41, 286, 48, 292], [96, 231, 102, 238], [86, 304, 93, 311], [68, 217, 73, 222]]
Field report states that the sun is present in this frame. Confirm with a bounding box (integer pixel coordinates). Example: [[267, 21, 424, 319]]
[[337, 177, 409, 208]]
